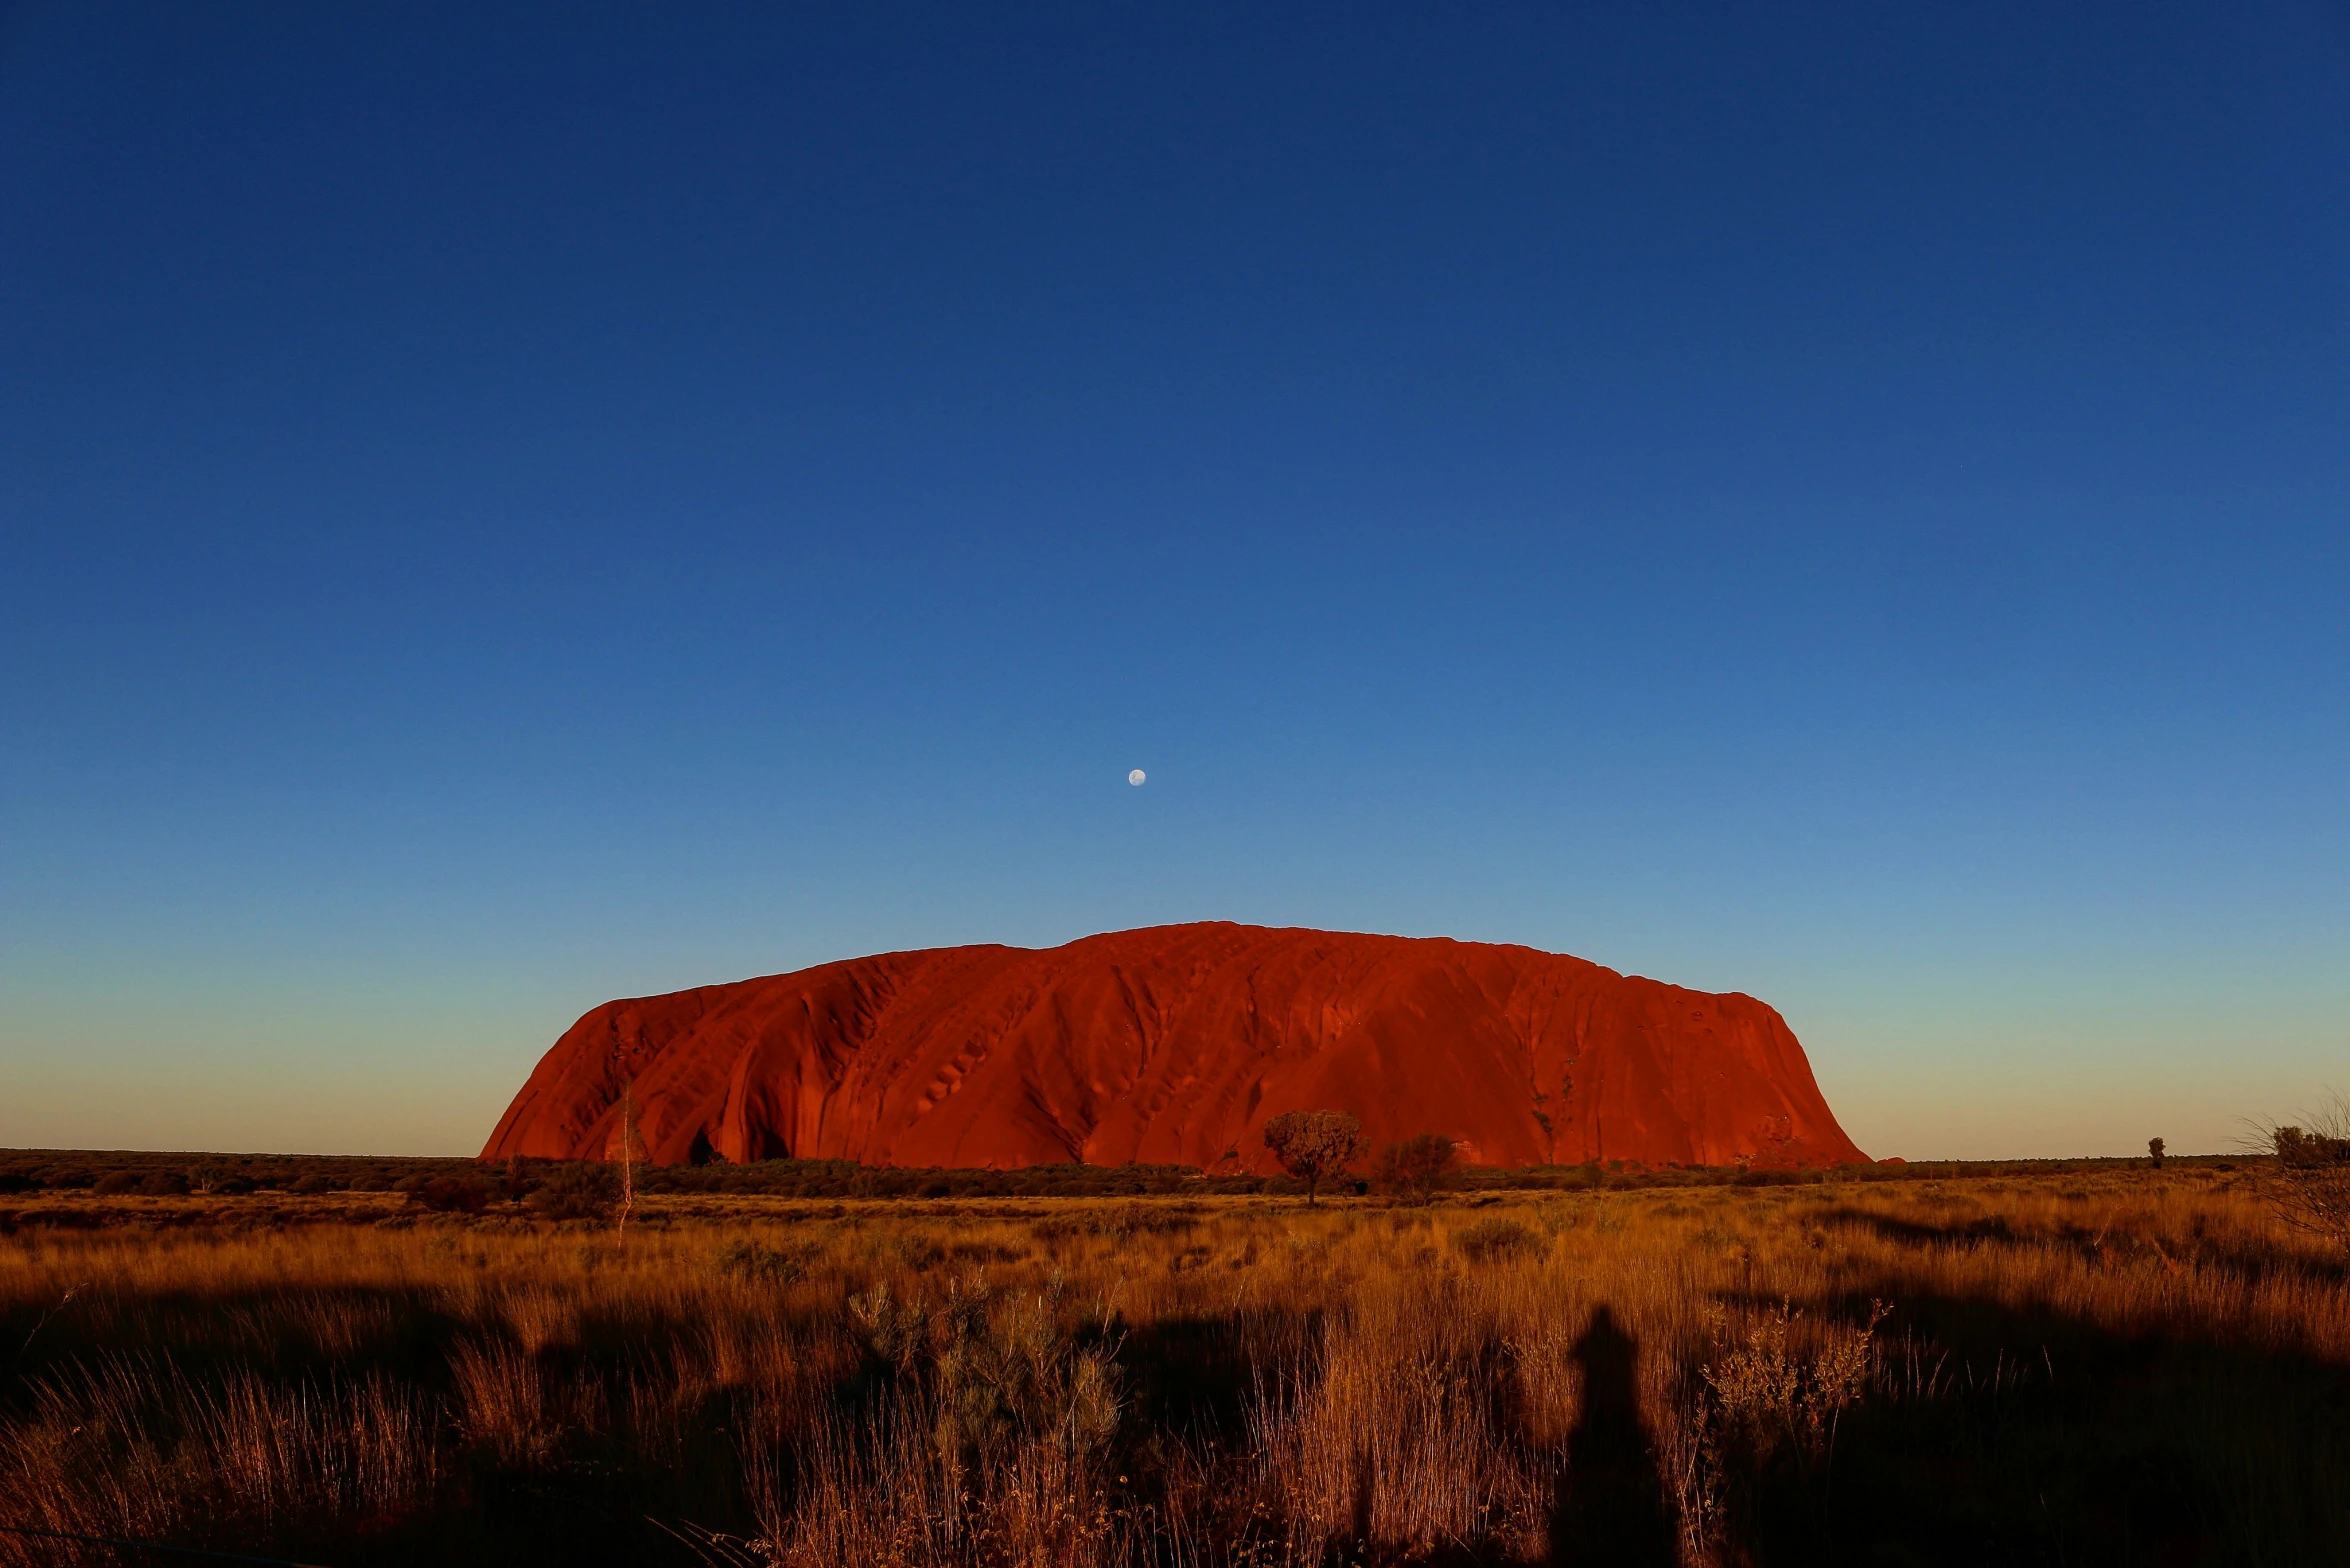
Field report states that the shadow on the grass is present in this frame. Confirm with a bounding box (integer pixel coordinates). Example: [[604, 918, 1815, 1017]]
[[1546, 1305, 1677, 1568]]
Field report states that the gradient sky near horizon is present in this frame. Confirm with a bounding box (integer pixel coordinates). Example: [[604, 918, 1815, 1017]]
[[4, 3, 2346, 1161]]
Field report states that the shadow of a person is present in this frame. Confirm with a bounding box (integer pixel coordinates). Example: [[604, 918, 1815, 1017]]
[[1549, 1305, 1678, 1568]]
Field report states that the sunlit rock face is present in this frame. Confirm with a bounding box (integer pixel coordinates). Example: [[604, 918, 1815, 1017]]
[[483, 922, 1866, 1171]]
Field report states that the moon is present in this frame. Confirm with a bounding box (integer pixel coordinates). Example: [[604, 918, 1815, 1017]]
[[1127, 769, 1146, 786]]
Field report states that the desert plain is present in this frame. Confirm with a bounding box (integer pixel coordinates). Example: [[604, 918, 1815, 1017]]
[[1, 1153, 2343, 1567]]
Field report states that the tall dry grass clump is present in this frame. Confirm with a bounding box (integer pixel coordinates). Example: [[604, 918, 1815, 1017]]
[[1253, 1276, 1546, 1559], [0, 1354, 438, 1564]]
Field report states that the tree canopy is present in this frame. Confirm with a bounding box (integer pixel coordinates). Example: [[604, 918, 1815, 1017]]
[[1261, 1110, 1366, 1205]]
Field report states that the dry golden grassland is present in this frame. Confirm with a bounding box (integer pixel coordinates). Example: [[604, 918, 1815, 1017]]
[[2, 1167, 2345, 1567]]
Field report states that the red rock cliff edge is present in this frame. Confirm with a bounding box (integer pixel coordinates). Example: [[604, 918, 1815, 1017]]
[[482, 922, 1866, 1171]]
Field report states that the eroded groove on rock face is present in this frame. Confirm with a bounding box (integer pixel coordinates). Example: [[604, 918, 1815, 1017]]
[[481, 922, 1867, 1171]]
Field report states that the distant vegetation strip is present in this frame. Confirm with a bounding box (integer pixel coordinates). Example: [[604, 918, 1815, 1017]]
[[0, 1148, 2249, 1214]]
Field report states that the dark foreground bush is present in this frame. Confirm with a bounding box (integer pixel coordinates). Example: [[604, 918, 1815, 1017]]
[[403, 1177, 491, 1214], [1374, 1132, 1462, 1201], [526, 1165, 618, 1221]]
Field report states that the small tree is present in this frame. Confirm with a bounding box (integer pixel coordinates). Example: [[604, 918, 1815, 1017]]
[[2147, 1137, 2165, 1168], [1261, 1110, 1366, 1206], [1373, 1133, 1462, 1203], [492, 1156, 538, 1207]]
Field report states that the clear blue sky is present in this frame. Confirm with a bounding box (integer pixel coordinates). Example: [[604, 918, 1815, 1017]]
[[3, 3, 2345, 1159]]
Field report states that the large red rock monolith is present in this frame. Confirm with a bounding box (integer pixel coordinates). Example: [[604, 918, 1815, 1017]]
[[482, 922, 1865, 1171]]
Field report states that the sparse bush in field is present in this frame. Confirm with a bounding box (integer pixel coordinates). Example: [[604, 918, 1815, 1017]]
[[525, 1164, 618, 1221], [1099, 1200, 1202, 1235], [1452, 1216, 1542, 1263], [774, 1274, 1125, 1564], [490, 1157, 538, 1206], [1532, 1200, 1580, 1235], [137, 1171, 188, 1197], [93, 1171, 142, 1196], [890, 1233, 946, 1272], [1030, 1202, 1203, 1248], [1666, 1301, 1894, 1564], [842, 1273, 1120, 1458], [715, 1237, 813, 1284], [1701, 1300, 1890, 1471], [404, 1175, 491, 1214], [2259, 1096, 2350, 1258], [1373, 1132, 1461, 1202]]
